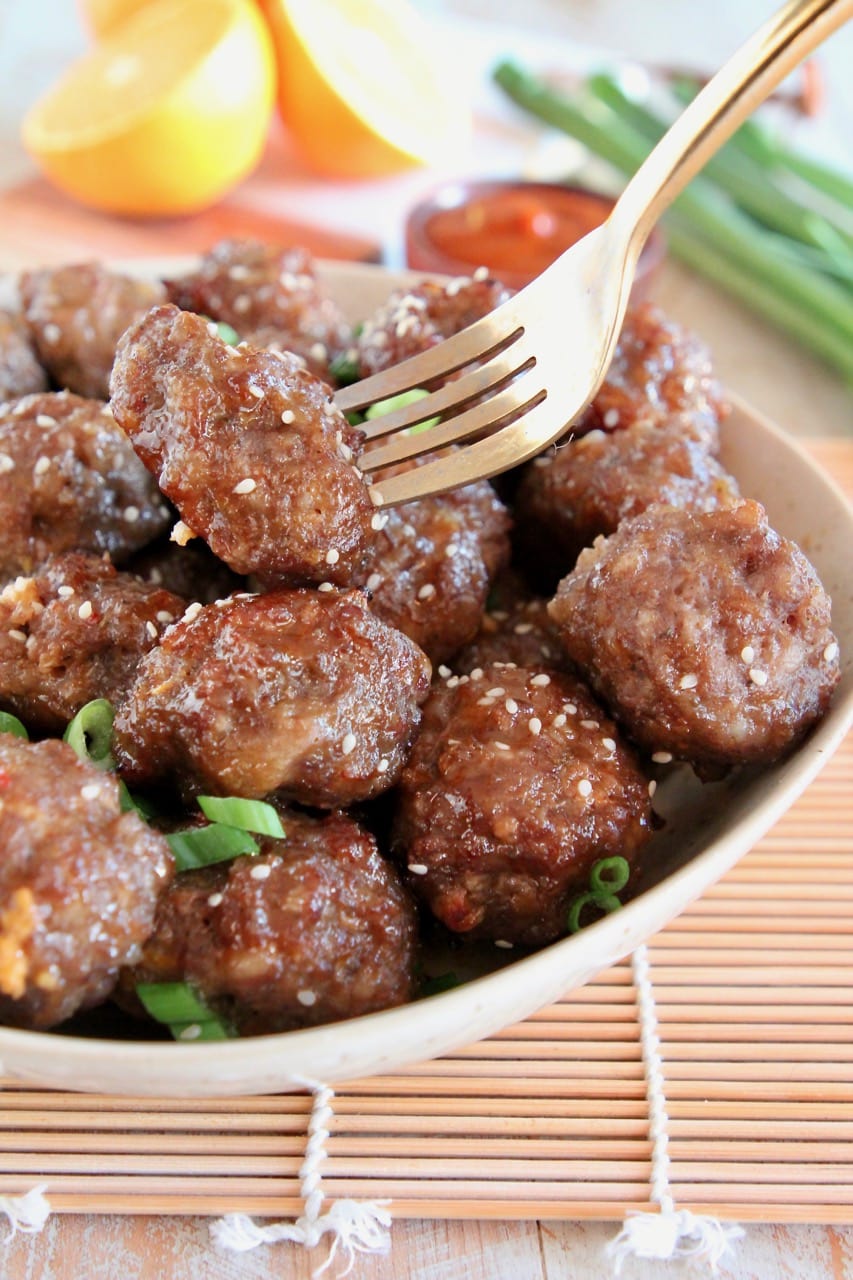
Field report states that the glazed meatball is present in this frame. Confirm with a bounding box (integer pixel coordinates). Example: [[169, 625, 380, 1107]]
[[0, 391, 170, 579], [126, 536, 244, 605], [0, 552, 185, 733], [453, 572, 570, 675], [110, 305, 378, 586], [20, 261, 166, 399], [0, 310, 47, 401], [514, 414, 740, 583], [164, 239, 351, 379], [575, 303, 727, 439], [114, 587, 431, 805], [0, 735, 172, 1030], [354, 273, 513, 379], [548, 500, 841, 773], [392, 663, 652, 946], [359, 477, 510, 664], [126, 810, 417, 1034]]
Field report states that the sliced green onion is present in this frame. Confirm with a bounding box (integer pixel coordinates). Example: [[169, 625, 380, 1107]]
[[63, 699, 115, 771], [167, 822, 259, 871], [589, 855, 630, 896], [135, 981, 233, 1041], [215, 321, 240, 346], [329, 351, 362, 385], [365, 388, 440, 435], [197, 795, 285, 838], [567, 890, 622, 934], [0, 711, 29, 740]]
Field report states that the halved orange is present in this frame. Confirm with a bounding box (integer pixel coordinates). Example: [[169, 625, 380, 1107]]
[[260, 0, 470, 179], [24, 0, 275, 216], [77, 0, 152, 38]]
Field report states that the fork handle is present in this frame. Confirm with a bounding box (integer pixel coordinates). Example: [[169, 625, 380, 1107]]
[[612, 0, 852, 252]]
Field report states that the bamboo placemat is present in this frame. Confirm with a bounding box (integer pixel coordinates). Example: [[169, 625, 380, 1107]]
[[0, 439, 849, 1229]]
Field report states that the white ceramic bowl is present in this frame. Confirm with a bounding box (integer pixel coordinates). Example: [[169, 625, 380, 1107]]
[[0, 260, 850, 1096]]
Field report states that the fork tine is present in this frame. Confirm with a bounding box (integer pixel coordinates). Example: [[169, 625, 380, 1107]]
[[334, 309, 523, 414], [368, 398, 571, 508], [362, 376, 544, 472], [360, 343, 534, 441]]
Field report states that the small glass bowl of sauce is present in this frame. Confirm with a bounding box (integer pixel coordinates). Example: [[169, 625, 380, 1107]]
[[405, 178, 665, 296]]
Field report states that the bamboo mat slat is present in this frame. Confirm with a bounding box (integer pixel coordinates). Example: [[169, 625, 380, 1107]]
[[0, 730, 848, 1226], [0, 437, 849, 1227]]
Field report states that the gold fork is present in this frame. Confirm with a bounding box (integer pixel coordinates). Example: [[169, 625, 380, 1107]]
[[335, 0, 851, 509]]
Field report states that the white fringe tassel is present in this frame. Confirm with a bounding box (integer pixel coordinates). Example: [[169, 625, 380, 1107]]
[[0, 1060, 51, 1243], [211, 1078, 391, 1277], [607, 945, 744, 1274]]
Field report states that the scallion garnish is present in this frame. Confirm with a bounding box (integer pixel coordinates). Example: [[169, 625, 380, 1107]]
[[0, 711, 29, 739], [329, 351, 362, 385], [63, 698, 116, 770], [215, 321, 240, 346], [166, 822, 260, 871], [566, 855, 631, 934], [135, 980, 233, 1041], [365, 388, 439, 435], [197, 795, 285, 838]]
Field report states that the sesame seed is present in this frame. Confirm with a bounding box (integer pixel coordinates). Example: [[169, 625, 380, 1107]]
[[530, 673, 551, 687], [445, 543, 459, 558], [338, 441, 353, 462], [43, 323, 61, 344], [365, 573, 383, 593], [33, 455, 51, 475], [417, 583, 436, 600], [602, 737, 616, 751], [513, 622, 534, 635], [679, 673, 699, 690], [740, 645, 755, 664], [123, 505, 140, 522], [371, 511, 389, 530], [494, 939, 514, 949], [477, 695, 495, 706], [233, 478, 256, 495], [297, 989, 317, 1007], [580, 719, 599, 730], [446, 675, 460, 688], [494, 741, 510, 751], [233, 294, 251, 314], [648, 779, 657, 797], [178, 1024, 202, 1041], [408, 863, 429, 876], [341, 732, 357, 755], [207, 893, 224, 907], [145, 620, 158, 639], [317, 581, 335, 592], [564, 703, 577, 715], [552, 714, 567, 727], [652, 751, 673, 764], [250, 863, 272, 881], [7, 628, 26, 642], [577, 779, 593, 798], [57, 585, 74, 598], [486, 687, 505, 698], [505, 698, 518, 714], [824, 641, 839, 662], [603, 409, 620, 428], [0, 454, 13, 473], [35, 414, 57, 427], [171, 520, 196, 546], [528, 717, 542, 736], [77, 600, 93, 620], [246, 382, 264, 399], [469, 668, 483, 681], [80, 783, 101, 800], [183, 602, 203, 623], [325, 548, 340, 565], [309, 342, 327, 363], [377, 758, 390, 774], [156, 610, 174, 623], [749, 667, 768, 687], [438, 665, 452, 678], [281, 409, 296, 425]]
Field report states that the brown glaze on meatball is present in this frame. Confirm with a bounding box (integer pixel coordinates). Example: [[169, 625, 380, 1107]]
[[0, 391, 170, 579], [0, 310, 48, 402], [548, 500, 841, 773], [355, 274, 513, 379], [358, 476, 510, 665], [126, 810, 417, 1034], [20, 262, 166, 399], [574, 304, 727, 440], [114, 587, 431, 806], [126, 536, 244, 605], [0, 735, 172, 1029], [110, 305, 378, 586], [392, 663, 652, 946], [164, 239, 352, 380], [514, 414, 741, 583], [453, 572, 570, 675], [0, 552, 185, 733]]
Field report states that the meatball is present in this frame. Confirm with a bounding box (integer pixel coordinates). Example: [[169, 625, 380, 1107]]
[[392, 663, 652, 946], [0, 391, 170, 579], [0, 310, 47, 402], [355, 273, 513, 379], [126, 536, 245, 605], [359, 477, 510, 664], [0, 552, 185, 733], [514, 414, 740, 584], [110, 305, 378, 586], [126, 810, 417, 1034], [114, 587, 432, 806], [453, 572, 570, 675], [164, 239, 351, 379], [574, 303, 727, 439], [0, 735, 172, 1030], [19, 261, 166, 399], [548, 500, 841, 773]]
